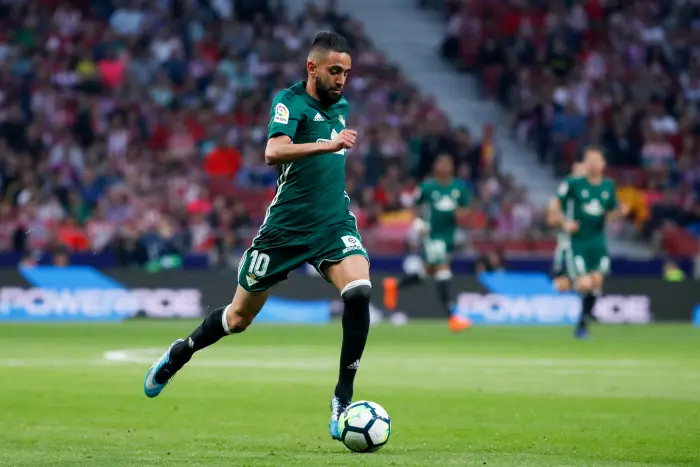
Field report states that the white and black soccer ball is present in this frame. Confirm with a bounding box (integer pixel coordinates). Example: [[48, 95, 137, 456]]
[[338, 400, 391, 453]]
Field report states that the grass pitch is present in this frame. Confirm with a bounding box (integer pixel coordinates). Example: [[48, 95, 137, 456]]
[[0, 321, 698, 467]]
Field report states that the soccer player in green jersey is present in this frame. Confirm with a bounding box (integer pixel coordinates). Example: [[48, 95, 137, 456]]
[[548, 147, 628, 338], [144, 31, 371, 440], [383, 154, 472, 332]]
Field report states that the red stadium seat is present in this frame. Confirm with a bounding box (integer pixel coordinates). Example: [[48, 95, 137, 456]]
[[457, 210, 488, 230], [662, 226, 700, 257]]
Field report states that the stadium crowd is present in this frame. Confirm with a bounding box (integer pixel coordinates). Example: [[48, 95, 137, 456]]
[[0, 0, 537, 265], [437, 0, 700, 256]]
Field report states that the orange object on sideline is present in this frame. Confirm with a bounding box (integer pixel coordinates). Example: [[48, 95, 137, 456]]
[[383, 277, 398, 311], [449, 315, 472, 333]]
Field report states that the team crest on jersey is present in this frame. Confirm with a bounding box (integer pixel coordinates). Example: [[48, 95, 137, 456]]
[[452, 189, 460, 198], [338, 115, 345, 127], [602, 191, 609, 199], [581, 189, 589, 198], [274, 103, 289, 124]]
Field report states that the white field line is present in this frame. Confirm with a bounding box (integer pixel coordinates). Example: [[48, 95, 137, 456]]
[[100, 349, 699, 378], [0, 349, 696, 381], [104, 348, 653, 367], [1, 350, 698, 400]]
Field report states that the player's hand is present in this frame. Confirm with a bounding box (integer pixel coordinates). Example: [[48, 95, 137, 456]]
[[330, 129, 357, 152], [562, 220, 579, 234], [412, 218, 429, 237], [619, 203, 630, 217]]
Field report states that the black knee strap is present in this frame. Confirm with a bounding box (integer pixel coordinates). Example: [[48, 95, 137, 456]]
[[341, 280, 372, 302]]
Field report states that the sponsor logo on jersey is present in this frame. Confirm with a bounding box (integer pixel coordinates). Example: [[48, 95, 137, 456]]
[[317, 129, 346, 155], [434, 195, 457, 212], [274, 103, 289, 124], [313, 112, 324, 122], [582, 199, 604, 216]]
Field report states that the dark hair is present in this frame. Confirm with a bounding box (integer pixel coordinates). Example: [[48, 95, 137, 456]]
[[310, 30, 351, 55], [583, 145, 605, 157]]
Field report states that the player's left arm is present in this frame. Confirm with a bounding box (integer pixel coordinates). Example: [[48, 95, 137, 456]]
[[264, 93, 355, 165], [455, 181, 471, 217], [605, 181, 630, 221]]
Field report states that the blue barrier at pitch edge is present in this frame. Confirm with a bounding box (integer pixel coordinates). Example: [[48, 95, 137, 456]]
[[3, 266, 129, 321], [1, 266, 330, 323], [455, 272, 581, 325], [255, 297, 331, 324]]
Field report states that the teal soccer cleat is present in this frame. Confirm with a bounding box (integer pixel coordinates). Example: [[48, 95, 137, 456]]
[[143, 339, 184, 398], [329, 396, 349, 440]]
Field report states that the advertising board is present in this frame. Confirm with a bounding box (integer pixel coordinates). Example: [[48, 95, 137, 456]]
[[0, 268, 695, 324]]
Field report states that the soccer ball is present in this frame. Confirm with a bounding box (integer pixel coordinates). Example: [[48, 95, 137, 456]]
[[338, 400, 391, 453]]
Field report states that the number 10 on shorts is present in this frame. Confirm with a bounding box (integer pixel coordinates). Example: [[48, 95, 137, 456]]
[[248, 250, 270, 277]]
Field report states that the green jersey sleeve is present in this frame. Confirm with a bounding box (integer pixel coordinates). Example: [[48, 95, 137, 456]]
[[268, 91, 302, 140], [556, 176, 574, 207]]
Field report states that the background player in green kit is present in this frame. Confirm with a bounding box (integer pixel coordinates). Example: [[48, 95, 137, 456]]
[[549, 147, 628, 338], [383, 154, 472, 332], [143, 31, 371, 441]]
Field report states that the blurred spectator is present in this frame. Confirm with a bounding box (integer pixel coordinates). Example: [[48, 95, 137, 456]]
[[663, 260, 686, 282], [204, 137, 241, 179], [53, 248, 70, 267], [617, 173, 649, 230], [475, 250, 505, 274], [0, 0, 536, 264], [19, 252, 38, 268]]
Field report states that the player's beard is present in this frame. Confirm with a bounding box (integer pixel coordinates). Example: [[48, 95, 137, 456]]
[[315, 76, 342, 105]]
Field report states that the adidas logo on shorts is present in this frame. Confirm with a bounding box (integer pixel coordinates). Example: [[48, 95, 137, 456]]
[[313, 113, 324, 122]]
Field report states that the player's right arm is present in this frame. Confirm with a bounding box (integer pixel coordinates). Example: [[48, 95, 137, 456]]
[[264, 92, 355, 166], [546, 197, 563, 227], [551, 178, 579, 234], [411, 182, 429, 237]]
